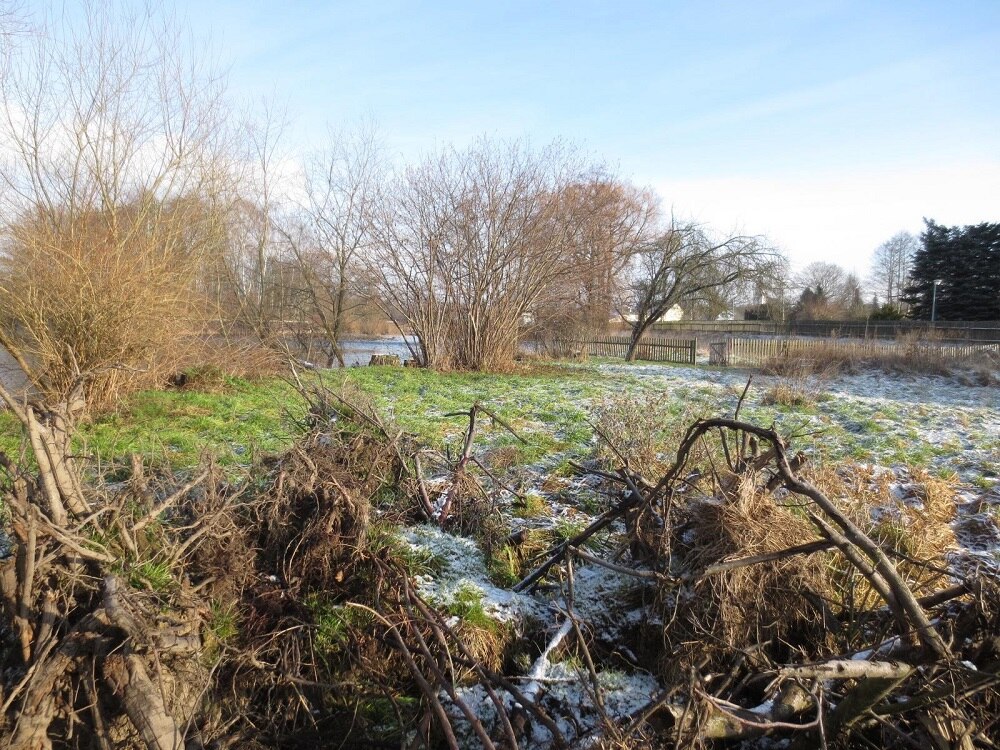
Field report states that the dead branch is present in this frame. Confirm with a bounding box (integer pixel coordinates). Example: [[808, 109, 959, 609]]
[[779, 660, 915, 681], [514, 481, 642, 592], [692, 538, 835, 581], [104, 654, 184, 750]]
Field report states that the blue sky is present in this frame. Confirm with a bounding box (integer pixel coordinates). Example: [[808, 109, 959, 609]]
[[46, 1, 1000, 271]]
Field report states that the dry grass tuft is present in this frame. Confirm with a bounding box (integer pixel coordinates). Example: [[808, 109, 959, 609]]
[[593, 392, 698, 479], [761, 348, 852, 378], [760, 333, 998, 380], [654, 477, 834, 678], [807, 463, 958, 607], [172, 337, 286, 389], [483, 444, 522, 471], [761, 380, 812, 407]]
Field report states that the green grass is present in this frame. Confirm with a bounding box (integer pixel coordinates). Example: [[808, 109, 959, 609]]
[[3, 358, 994, 487], [368, 523, 446, 577], [552, 516, 588, 542], [513, 491, 548, 518], [444, 582, 501, 632], [208, 600, 240, 644], [128, 559, 173, 593], [339, 365, 607, 463], [0, 377, 306, 472], [487, 545, 522, 587], [312, 600, 374, 655]]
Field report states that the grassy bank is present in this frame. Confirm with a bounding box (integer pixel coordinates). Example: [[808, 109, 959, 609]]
[[0, 377, 307, 473], [2, 360, 996, 484]]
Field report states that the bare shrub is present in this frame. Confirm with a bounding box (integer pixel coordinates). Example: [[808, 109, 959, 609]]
[[281, 125, 383, 366], [367, 139, 650, 371], [533, 176, 658, 343], [2, 206, 217, 406], [759, 332, 997, 380], [593, 392, 697, 478], [530, 308, 593, 359], [171, 337, 286, 390], [0, 5, 229, 408]]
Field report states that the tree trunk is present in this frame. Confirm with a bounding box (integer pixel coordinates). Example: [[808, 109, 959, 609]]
[[626, 321, 650, 362]]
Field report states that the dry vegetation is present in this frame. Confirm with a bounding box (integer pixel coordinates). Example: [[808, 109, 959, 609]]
[[3, 368, 997, 749], [760, 332, 1000, 382]]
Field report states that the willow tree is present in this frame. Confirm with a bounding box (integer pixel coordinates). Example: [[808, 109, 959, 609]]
[[536, 176, 658, 342], [0, 2, 230, 404]]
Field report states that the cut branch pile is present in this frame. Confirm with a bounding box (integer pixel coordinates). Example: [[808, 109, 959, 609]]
[[1, 374, 997, 749], [0, 379, 217, 749]]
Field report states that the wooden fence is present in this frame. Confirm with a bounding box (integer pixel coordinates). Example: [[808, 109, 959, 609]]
[[713, 336, 1000, 367], [561, 336, 697, 364]]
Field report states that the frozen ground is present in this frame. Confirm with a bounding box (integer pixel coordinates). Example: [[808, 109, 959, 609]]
[[577, 362, 999, 481], [362, 360, 1000, 747]]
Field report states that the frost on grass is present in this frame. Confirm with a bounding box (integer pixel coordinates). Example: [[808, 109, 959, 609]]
[[402, 524, 663, 747], [556, 563, 652, 643], [345, 360, 1000, 745], [402, 524, 546, 625]]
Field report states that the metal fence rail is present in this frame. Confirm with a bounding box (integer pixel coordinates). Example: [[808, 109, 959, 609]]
[[648, 319, 1000, 343], [561, 336, 697, 364]]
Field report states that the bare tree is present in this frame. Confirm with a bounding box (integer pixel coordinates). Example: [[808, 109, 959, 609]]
[[367, 138, 586, 370], [366, 151, 455, 368], [535, 175, 658, 341], [842, 271, 867, 318], [618, 219, 780, 360], [795, 262, 847, 300], [281, 125, 382, 366], [0, 0, 25, 45], [870, 231, 917, 310], [792, 262, 870, 319], [215, 105, 290, 345], [0, 2, 230, 404]]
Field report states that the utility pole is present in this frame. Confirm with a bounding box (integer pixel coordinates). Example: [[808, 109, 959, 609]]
[[930, 278, 942, 323]]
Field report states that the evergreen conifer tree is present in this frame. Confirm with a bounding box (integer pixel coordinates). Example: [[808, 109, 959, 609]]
[[902, 219, 1000, 320]]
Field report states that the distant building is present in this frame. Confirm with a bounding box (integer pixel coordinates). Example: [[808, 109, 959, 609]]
[[618, 304, 684, 323], [661, 304, 684, 321]]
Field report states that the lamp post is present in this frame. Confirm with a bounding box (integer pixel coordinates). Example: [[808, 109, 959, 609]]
[[930, 278, 942, 323]]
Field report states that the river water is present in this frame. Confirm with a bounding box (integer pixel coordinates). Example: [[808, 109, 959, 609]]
[[0, 346, 29, 398], [330, 336, 418, 367]]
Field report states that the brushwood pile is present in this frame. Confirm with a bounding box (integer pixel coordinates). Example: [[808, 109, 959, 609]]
[[1, 378, 999, 749]]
